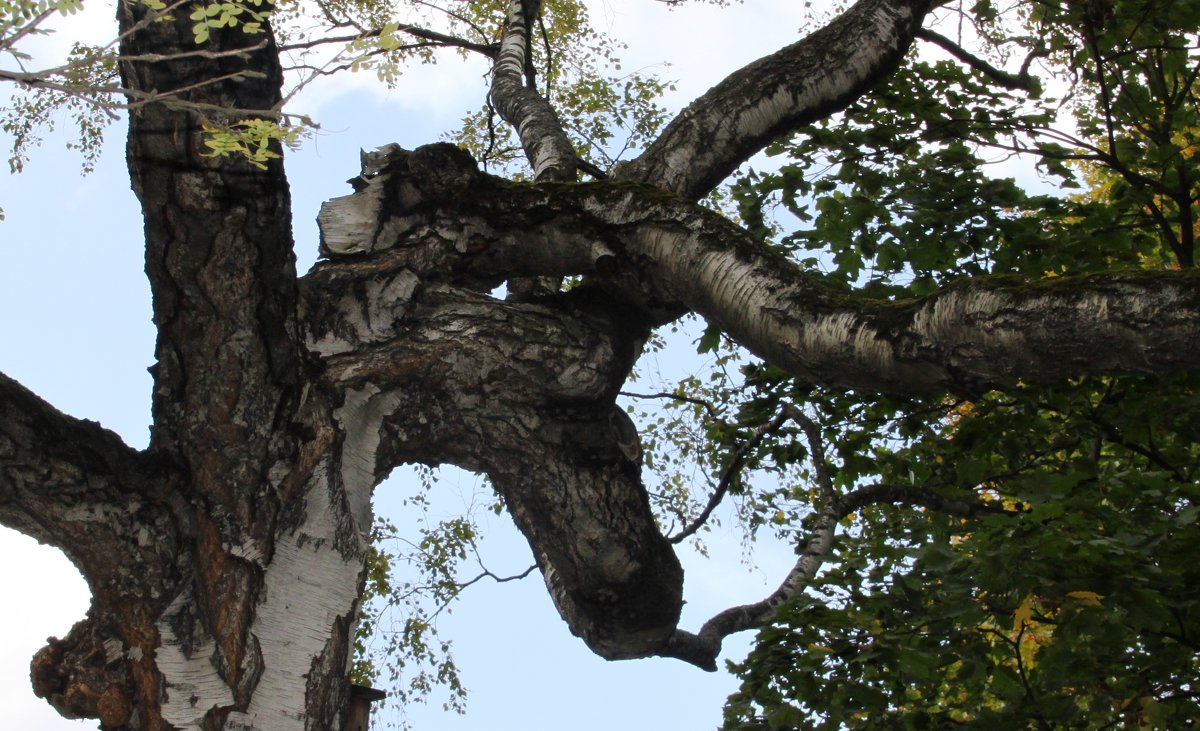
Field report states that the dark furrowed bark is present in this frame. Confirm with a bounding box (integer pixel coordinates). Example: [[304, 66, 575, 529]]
[[0, 371, 183, 727], [0, 370, 154, 560], [108, 8, 369, 729], [119, 3, 304, 522]]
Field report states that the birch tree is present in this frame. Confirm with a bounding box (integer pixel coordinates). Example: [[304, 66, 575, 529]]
[[1, 0, 1198, 728]]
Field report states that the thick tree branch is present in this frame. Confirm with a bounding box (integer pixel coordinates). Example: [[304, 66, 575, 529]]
[[314, 147, 1200, 398], [113, 12, 358, 726], [0, 371, 155, 556], [298, 274, 684, 659], [0, 372, 181, 726], [616, 0, 935, 200], [306, 144, 1200, 669]]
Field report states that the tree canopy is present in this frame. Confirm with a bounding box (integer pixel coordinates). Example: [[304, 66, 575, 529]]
[[0, 0, 1198, 729]]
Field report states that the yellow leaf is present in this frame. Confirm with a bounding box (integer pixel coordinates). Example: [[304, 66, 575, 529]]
[[1066, 590, 1104, 606], [1011, 593, 1034, 638]]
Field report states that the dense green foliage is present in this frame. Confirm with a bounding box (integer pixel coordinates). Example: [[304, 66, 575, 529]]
[[695, 1, 1200, 727]]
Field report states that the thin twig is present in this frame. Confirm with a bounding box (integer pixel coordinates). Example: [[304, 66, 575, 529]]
[[668, 405, 798, 544], [278, 24, 496, 58], [618, 390, 722, 420]]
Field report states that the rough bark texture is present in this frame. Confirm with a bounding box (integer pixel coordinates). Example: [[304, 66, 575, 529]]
[[5, 0, 1200, 727], [315, 152, 1200, 396]]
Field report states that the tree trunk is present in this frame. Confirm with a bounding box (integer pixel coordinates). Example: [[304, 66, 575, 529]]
[[8, 4, 372, 729]]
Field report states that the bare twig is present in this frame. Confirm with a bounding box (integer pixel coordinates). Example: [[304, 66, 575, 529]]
[[278, 24, 497, 58], [455, 563, 538, 592], [618, 390, 722, 420], [412, 0, 491, 43]]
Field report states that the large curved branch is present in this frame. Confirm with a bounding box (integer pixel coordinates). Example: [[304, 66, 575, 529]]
[[299, 262, 684, 659], [616, 0, 934, 200], [611, 194, 1200, 395], [308, 144, 1200, 669], [314, 147, 1200, 398]]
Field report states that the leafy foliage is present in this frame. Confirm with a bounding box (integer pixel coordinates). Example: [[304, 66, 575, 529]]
[[723, 376, 1200, 729], [189, 0, 271, 42], [351, 468, 471, 725], [350, 466, 533, 728], [1, 42, 116, 174], [654, 1, 1200, 728], [201, 117, 311, 168]]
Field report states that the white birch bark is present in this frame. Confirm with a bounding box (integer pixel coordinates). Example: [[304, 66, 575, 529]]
[[489, 0, 577, 180], [616, 0, 933, 200], [311, 156, 1200, 397]]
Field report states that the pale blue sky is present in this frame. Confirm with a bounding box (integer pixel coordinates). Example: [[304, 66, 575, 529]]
[[0, 1, 819, 728]]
